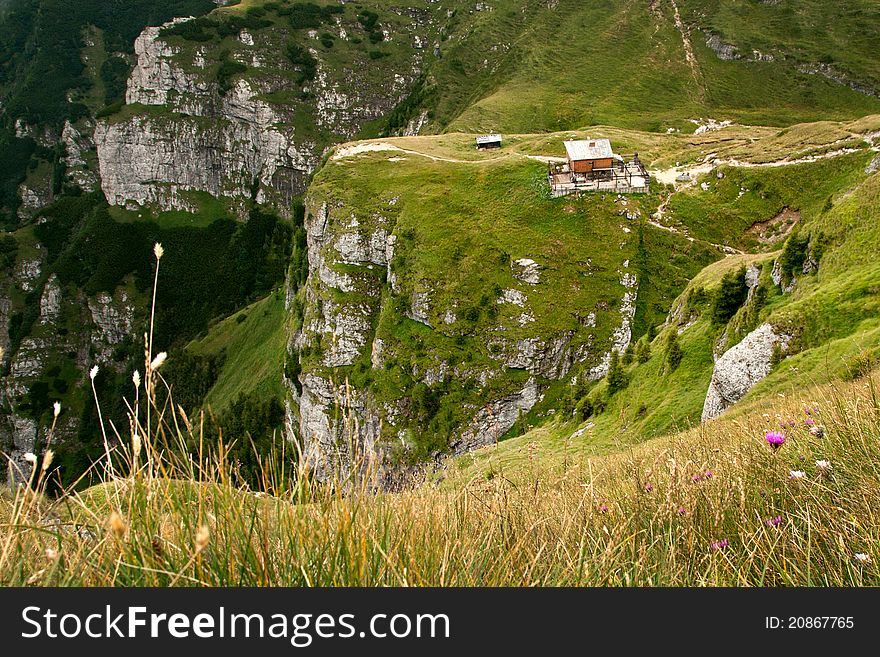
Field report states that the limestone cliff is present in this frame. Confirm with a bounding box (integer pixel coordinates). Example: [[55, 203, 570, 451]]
[[287, 184, 640, 485], [0, 245, 140, 483], [96, 15, 433, 216]]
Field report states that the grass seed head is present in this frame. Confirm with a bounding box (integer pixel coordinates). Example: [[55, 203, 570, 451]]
[[149, 352, 167, 371], [109, 511, 127, 539], [195, 525, 210, 553]]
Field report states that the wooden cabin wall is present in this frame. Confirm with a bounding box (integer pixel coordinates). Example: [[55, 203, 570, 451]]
[[570, 157, 614, 173]]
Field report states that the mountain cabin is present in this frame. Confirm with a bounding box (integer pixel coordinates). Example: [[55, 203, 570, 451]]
[[476, 134, 502, 149], [548, 138, 649, 197], [564, 138, 617, 174]]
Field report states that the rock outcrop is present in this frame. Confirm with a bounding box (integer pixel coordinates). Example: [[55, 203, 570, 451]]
[[771, 259, 796, 293], [704, 33, 740, 61], [288, 188, 640, 487], [296, 372, 383, 483], [703, 32, 776, 64], [701, 323, 790, 421], [88, 290, 136, 360], [1, 258, 141, 482], [451, 377, 540, 453], [61, 120, 98, 192], [96, 18, 425, 215], [797, 62, 879, 99], [512, 258, 542, 284]]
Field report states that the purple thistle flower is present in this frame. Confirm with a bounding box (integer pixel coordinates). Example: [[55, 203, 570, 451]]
[[765, 431, 785, 449], [759, 489, 766, 498], [766, 515, 783, 527], [804, 406, 812, 416], [710, 539, 729, 551], [788, 419, 796, 427], [805, 417, 815, 426], [644, 483, 654, 493], [599, 504, 609, 514], [678, 507, 687, 515], [704, 470, 713, 479], [691, 473, 703, 483]]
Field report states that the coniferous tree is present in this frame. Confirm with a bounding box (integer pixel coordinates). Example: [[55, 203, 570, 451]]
[[664, 332, 683, 373], [606, 350, 628, 395], [636, 338, 651, 364], [711, 266, 748, 326]]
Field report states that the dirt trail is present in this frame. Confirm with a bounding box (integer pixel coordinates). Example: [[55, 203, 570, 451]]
[[669, 0, 701, 83], [332, 142, 472, 163], [651, 146, 867, 186], [333, 142, 570, 167], [334, 134, 875, 181]]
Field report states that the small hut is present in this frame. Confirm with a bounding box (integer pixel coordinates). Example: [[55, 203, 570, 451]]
[[476, 134, 502, 150], [548, 139, 650, 197], [563, 139, 616, 175]]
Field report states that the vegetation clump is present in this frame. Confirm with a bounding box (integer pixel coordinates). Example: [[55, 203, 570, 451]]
[[711, 266, 748, 326]]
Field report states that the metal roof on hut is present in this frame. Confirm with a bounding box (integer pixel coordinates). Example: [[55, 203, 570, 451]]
[[475, 133, 502, 147], [563, 139, 613, 161]]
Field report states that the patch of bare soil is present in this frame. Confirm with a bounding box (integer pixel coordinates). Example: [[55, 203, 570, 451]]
[[748, 207, 800, 245]]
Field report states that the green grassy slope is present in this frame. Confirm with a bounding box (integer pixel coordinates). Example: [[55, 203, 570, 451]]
[[183, 290, 289, 413], [431, 0, 880, 134], [296, 116, 880, 467], [297, 120, 867, 458], [446, 145, 880, 477], [301, 135, 702, 457], [678, 0, 880, 88]]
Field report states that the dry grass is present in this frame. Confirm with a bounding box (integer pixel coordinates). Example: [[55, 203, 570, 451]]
[[3, 370, 879, 586]]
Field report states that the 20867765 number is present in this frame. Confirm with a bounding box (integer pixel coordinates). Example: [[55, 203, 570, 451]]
[[765, 616, 855, 629]]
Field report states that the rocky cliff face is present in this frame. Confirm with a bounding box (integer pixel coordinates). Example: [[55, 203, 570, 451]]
[[287, 190, 639, 486], [0, 247, 139, 483], [701, 322, 790, 421], [96, 17, 430, 216]]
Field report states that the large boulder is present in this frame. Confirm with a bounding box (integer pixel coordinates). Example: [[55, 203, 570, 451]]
[[701, 323, 790, 421]]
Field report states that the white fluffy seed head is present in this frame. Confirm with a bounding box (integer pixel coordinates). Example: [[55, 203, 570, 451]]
[[149, 352, 167, 371], [132, 370, 141, 388], [23, 452, 37, 464], [53, 401, 61, 418], [89, 365, 99, 380], [154, 242, 164, 260]]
